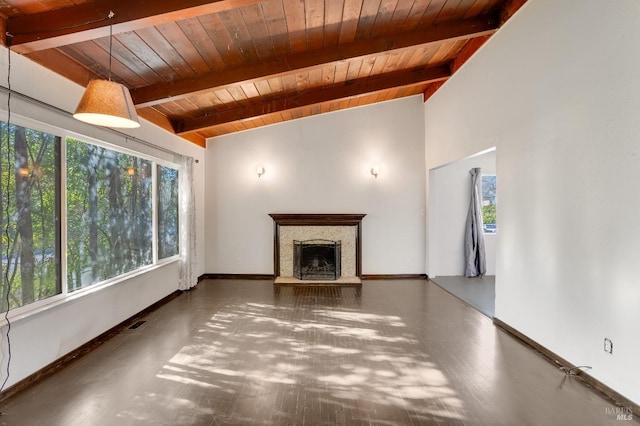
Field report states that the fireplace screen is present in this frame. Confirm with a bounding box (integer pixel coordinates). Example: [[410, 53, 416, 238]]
[[293, 239, 341, 280]]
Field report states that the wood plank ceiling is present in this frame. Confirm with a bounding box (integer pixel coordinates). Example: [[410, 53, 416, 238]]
[[0, 0, 526, 147]]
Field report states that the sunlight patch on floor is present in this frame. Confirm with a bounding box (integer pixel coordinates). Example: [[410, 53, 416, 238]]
[[116, 392, 214, 424], [313, 309, 406, 326], [156, 373, 221, 389], [152, 300, 466, 422]]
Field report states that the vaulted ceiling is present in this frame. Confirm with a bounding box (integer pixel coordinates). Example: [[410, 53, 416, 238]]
[[1, 0, 526, 147]]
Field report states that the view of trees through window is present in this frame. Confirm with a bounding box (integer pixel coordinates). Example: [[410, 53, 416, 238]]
[[1, 120, 180, 314], [157, 166, 179, 260], [481, 175, 497, 233], [66, 139, 153, 290], [1, 123, 61, 311]]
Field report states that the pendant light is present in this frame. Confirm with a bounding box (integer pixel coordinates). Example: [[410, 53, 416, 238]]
[[73, 11, 140, 128]]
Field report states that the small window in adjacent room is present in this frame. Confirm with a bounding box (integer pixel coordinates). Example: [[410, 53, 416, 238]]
[[481, 175, 497, 233]]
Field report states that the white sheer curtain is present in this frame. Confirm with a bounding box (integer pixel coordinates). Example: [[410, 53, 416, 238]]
[[179, 156, 197, 290]]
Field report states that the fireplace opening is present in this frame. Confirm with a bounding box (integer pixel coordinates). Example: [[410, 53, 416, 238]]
[[293, 239, 341, 280]]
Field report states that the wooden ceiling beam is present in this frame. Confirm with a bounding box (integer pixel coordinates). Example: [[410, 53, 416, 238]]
[[174, 65, 451, 134], [132, 14, 499, 108], [450, 34, 492, 74], [25, 49, 102, 87], [500, 0, 529, 25], [422, 0, 529, 103], [6, 0, 263, 54], [422, 81, 446, 102]]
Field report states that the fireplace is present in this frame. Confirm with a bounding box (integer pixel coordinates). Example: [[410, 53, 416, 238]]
[[269, 213, 365, 285], [293, 239, 341, 280]]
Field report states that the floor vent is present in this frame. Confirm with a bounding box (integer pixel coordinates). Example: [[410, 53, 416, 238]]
[[128, 320, 147, 330]]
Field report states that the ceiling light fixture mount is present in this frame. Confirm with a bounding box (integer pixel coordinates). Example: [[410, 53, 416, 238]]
[[73, 11, 140, 129]]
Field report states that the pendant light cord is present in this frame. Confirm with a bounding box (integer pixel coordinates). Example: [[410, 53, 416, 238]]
[[0, 33, 14, 404], [108, 10, 114, 82]]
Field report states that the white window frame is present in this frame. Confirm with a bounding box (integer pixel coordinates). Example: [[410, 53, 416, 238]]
[[0, 113, 182, 322]]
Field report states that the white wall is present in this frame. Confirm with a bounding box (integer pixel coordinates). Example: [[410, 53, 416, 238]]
[[205, 96, 426, 275], [0, 47, 206, 389], [429, 149, 496, 276], [424, 0, 640, 404]]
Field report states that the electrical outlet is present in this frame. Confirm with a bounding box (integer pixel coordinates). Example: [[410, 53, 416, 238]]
[[604, 338, 613, 354]]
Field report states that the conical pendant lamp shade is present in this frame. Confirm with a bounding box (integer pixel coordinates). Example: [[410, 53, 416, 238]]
[[73, 79, 140, 128]]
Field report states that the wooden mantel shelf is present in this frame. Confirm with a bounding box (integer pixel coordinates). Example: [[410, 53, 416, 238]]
[[268, 213, 366, 226], [269, 213, 366, 278]]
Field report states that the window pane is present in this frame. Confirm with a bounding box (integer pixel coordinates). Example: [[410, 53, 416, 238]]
[[481, 175, 497, 233], [66, 138, 152, 290], [1, 122, 61, 312], [157, 165, 179, 259]]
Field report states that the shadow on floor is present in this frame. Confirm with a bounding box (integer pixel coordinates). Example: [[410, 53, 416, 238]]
[[430, 275, 495, 317]]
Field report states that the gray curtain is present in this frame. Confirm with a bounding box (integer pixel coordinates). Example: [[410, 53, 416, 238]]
[[464, 168, 486, 277]]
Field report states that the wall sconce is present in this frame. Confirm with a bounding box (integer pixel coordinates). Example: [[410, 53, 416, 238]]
[[370, 166, 380, 178], [257, 166, 265, 178]]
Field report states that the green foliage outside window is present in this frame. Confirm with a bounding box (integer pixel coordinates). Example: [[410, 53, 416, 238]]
[[1, 120, 180, 314], [481, 175, 497, 232], [1, 123, 61, 311], [157, 165, 179, 259], [482, 203, 496, 225], [66, 138, 153, 291]]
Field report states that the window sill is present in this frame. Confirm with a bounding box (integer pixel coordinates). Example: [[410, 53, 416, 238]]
[[2, 258, 180, 325]]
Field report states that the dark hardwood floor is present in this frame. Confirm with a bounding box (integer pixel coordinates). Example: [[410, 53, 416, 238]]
[[0, 279, 634, 425]]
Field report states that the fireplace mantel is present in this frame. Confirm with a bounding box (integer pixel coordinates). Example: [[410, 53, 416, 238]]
[[269, 213, 366, 280]]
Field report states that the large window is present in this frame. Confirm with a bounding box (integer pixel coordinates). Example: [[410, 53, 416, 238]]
[[481, 175, 497, 233], [1, 123, 61, 311], [0, 119, 181, 314], [66, 138, 153, 290], [157, 165, 179, 260]]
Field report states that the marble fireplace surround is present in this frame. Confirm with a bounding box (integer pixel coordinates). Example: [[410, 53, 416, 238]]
[[269, 214, 366, 284]]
